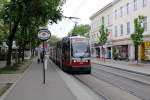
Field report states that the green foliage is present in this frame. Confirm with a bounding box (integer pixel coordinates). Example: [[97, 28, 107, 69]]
[[99, 17, 107, 46], [70, 24, 90, 36], [0, 1, 9, 44], [131, 15, 144, 61], [0, 0, 65, 66], [131, 15, 144, 46], [0, 22, 9, 43], [48, 35, 61, 46]]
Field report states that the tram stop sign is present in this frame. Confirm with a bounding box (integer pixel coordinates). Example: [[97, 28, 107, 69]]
[[38, 29, 51, 41]]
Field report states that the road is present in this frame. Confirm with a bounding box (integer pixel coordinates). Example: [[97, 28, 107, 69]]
[[74, 63, 150, 100]]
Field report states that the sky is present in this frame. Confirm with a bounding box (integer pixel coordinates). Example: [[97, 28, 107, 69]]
[[48, 0, 113, 38]]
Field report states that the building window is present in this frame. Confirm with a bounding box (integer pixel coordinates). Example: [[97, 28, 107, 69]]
[[127, 22, 130, 34], [120, 24, 123, 36], [115, 26, 118, 37], [143, 16, 147, 32], [97, 33, 99, 37], [126, 3, 129, 14], [134, 0, 137, 11], [120, 7, 123, 17], [115, 10, 117, 19], [143, 0, 147, 7]]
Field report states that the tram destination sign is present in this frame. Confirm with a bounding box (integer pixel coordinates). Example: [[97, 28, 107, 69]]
[[38, 29, 51, 41]]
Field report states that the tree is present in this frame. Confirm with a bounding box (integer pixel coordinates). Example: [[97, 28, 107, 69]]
[[48, 35, 61, 46], [0, 0, 9, 44], [99, 17, 107, 61], [131, 15, 144, 63], [99, 17, 107, 46], [70, 24, 90, 36], [0, 0, 65, 66], [0, 21, 9, 44]]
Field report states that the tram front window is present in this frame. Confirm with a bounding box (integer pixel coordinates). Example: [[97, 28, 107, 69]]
[[71, 39, 90, 58]]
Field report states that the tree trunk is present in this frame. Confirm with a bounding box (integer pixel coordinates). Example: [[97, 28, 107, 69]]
[[31, 48, 35, 57], [18, 44, 22, 63], [6, 19, 20, 67], [135, 45, 139, 64], [22, 44, 25, 62], [18, 28, 25, 63]]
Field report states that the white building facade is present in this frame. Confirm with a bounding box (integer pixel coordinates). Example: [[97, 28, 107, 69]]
[[90, 0, 150, 61], [112, 0, 150, 61], [90, 3, 113, 58]]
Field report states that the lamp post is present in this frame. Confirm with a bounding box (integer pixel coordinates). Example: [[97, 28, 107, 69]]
[[63, 16, 81, 36]]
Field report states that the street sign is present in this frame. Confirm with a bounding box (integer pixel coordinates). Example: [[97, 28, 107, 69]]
[[38, 29, 51, 84], [38, 29, 51, 41]]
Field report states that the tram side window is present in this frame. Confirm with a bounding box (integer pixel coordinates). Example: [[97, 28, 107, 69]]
[[62, 41, 70, 60]]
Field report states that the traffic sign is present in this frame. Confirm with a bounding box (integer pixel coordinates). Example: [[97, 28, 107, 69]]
[[38, 29, 51, 41]]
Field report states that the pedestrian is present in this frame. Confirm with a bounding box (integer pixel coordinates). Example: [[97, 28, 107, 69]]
[[40, 51, 44, 63], [37, 47, 42, 63]]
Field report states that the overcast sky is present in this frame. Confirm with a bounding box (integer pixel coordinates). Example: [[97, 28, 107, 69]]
[[48, 0, 113, 38]]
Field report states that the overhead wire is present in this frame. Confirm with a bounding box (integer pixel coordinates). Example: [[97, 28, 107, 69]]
[[60, 0, 89, 35]]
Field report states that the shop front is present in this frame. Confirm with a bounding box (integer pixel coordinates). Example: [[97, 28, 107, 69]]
[[106, 47, 112, 59], [140, 42, 150, 61], [113, 45, 129, 60], [91, 43, 100, 58]]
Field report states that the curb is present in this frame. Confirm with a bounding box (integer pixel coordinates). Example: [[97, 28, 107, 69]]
[[51, 60, 100, 100], [0, 60, 33, 100], [92, 61, 150, 77]]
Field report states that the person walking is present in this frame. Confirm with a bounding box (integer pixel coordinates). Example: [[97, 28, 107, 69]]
[[36, 47, 42, 63]]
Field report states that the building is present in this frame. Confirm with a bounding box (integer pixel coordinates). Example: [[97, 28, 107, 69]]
[[90, 2, 113, 58], [112, 0, 150, 61], [90, 0, 150, 61]]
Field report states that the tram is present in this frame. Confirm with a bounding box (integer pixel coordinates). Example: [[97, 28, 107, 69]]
[[50, 36, 91, 74]]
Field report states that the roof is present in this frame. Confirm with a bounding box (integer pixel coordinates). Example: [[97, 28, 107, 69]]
[[90, 2, 113, 19]]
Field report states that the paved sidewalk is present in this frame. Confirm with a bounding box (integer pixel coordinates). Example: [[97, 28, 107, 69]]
[[0, 61, 6, 68], [2, 58, 77, 100], [91, 58, 150, 76]]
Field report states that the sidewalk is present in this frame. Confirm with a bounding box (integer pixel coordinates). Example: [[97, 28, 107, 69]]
[[0, 61, 6, 69], [91, 58, 150, 76], [1, 58, 99, 100], [1, 58, 77, 100]]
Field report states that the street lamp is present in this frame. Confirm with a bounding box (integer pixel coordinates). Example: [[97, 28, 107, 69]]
[[63, 16, 81, 36]]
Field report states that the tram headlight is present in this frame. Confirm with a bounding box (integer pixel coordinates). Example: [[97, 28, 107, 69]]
[[73, 60, 77, 63], [84, 60, 87, 62]]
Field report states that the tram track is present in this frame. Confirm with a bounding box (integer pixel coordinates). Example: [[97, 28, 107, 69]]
[[73, 73, 141, 100], [91, 64, 150, 100], [73, 74, 108, 100]]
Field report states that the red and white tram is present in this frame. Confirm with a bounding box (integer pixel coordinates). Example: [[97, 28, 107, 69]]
[[50, 36, 91, 74]]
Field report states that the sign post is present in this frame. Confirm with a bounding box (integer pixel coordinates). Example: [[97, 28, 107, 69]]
[[38, 29, 51, 84]]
